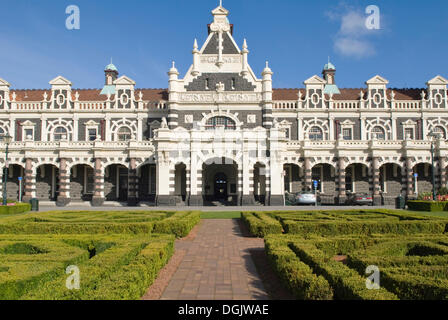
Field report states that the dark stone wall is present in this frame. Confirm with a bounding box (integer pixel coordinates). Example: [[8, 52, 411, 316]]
[[397, 118, 419, 140], [185, 73, 255, 92], [78, 119, 100, 141], [5, 165, 23, 200], [36, 165, 58, 200], [16, 119, 41, 141]]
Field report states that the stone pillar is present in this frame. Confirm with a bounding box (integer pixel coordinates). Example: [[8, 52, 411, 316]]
[[128, 158, 138, 206], [56, 158, 70, 207], [188, 153, 203, 206], [337, 157, 347, 204], [304, 158, 312, 191], [406, 157, 416, 200], [156, 155, 176, 206], [241, 154, 255, 206], [22, 158, 35, 203], [372, 157, 382, 205], [91, 158, 104, 207]]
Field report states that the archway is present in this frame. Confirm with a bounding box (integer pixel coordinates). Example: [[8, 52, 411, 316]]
[[104, 164, 128, 201], [70, 164, 94, 201], [379, 163, 403, 205], [283, 163, 301, 193], [138, 164, 156, 203], [254, 162, 267, 204], [36, 164, 59, 201], [174, 163, 187, 203], [3, 164, 25, 201], [202, 158, 238, 206], [312, 163, 336, 204], [413, 163, 433, 195], [345, 163, 370, 194]]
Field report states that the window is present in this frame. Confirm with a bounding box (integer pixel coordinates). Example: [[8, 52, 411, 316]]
[[309, 126, 323, 141], [404, 128, 414, 140], [88, 128, 97, 141], [117, 127, 132, 141], [120, 94, 129, 106], [342, 128, 352, 140], [54, 127, 67, 141], [433, 126, 446, 139], [285, 128, 290, 140], [0, 127, 4, 141], [56, 94, 65, 106], [24, 129, 34, 141], [372, 126, 385, 140], [205, 117, 236, 131]]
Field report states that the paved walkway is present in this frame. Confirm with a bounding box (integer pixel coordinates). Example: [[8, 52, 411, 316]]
[[160, 220, 269, 300]]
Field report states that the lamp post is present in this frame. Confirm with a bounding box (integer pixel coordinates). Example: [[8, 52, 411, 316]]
[[428, 132, 440, 201], [2, 134, 12, 206]]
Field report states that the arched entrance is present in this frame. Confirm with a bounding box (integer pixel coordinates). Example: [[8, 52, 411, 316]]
[[3, 164, 25, 201], [175, 163, 187, 203], [202, 158, 238, 206], [70, 164, 94, 201], [214, 172, 228, 200], [413, 163, 433, 195], [138, 164, 156, 203], [254, 162, 267, 205], [104, 164, 128, 201], [36, 164, 59, 201], [379, 163, 403, 205]]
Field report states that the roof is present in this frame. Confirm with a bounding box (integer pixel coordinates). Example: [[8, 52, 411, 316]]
[[323, 84, 341, 95], [9, 89, 168, 102], [105, 63, 118, 72], [324, 62, 336, 71]]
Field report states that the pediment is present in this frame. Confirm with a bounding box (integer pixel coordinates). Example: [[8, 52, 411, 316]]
[[21, 120, 35, 127], [304, 75, 326, 85], [0, 78, 11, 87], [49, 76, 72, 86], [366, 75, 389, 85], [427, 75, 448, 85], [114, 75, 136, 86], [211, 6, 229, 15], [85, 120, 99, 126]]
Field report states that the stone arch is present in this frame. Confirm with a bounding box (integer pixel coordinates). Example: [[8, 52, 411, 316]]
[[379, 163, 404, 204], [47, 119, 74, 141], [413, 162, 434, 194], [35, 163, 59, 201], [345, 163, 370, 194], [303, 119, 329, 140], [110, 119, 138, 141], [365, 118, 392, 140], [283, 163, 302, 193], [104, 163, 128, 201], [70, 164, 95, 201]]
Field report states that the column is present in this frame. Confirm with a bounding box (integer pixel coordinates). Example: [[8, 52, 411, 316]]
[[304, 157, 312, 191], [241, 153, 254, 206], [127, 158, 138, 206], [188, 153, 203, 206], [406, 157, 415, 199], [156, 154, 175, 206], [372, 157, 382, 205], [440, 157, 447, 189], [22, 158, 35, 202], [91, 158, 104, 207], [337, 157, 347, 204], [56, 158, 70, 207]]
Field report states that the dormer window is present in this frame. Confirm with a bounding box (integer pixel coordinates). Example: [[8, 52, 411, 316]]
[[120, 94, 129, 105], [56, 94, 65, 106]]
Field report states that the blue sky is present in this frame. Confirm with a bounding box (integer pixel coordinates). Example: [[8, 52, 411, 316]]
[[0, 0, 447, 90]]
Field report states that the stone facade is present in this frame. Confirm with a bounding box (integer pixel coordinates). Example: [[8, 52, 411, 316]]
[[0, 4, 447, 206]]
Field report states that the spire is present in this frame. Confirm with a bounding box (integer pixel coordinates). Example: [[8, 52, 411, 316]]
[[193, 39, 198, 51]]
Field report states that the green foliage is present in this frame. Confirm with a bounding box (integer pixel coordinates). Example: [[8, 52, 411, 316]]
[[241, 212, 283, 237], [0, 234, 174, 300], [408, 201, 448, 212], [265, 236, 333, 300], [438, 187, 448, 196], [0, 210, 201, 237], [0, 203, 31, 215]]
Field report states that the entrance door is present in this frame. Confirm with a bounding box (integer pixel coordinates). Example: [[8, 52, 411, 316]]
[[214, 173, 228, 200], [118, 167, 128, 201]]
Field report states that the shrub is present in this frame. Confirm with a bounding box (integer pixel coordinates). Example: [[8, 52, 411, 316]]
[[241, 212, 283, 237], [152, 211, 201, 238], [407, 201, 448, 212], [265, 236, 333, 300], [0, 203, 31, 215]]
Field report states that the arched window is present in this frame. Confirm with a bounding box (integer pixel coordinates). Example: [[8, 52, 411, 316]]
[[54, 127, 68, 141], [433, 126, 446, 139], [205, 116, 236, 131], [372, 126, 386, 140], [309, 126, 323, 141], [117, 127, 132, 141]]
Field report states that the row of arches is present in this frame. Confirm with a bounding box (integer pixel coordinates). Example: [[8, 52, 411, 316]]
[[283, 162, 441, 204]]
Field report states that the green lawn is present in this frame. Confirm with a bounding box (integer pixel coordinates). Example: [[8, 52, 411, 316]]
[[405, 210, 448, 218], [200, 211, 242, 219]]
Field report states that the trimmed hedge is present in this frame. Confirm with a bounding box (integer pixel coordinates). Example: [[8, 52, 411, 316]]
[[153, 211, 201, 238], [0, 203, 31, 215], [407, 201, 448, 212], [241, 212, 283, 237], [0, 211, 201, 237], [265, 236, 333, 300]]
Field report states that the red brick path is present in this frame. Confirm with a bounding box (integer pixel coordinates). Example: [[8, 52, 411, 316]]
[[160, 219, 269, 300]]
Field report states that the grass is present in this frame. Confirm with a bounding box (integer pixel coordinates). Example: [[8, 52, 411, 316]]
[[200, 211, 242, 219], [406, 210, 448, 218]]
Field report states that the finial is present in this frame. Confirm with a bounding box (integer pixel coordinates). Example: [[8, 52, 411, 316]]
[[266, 61, 269, 68], [243, 39, 248, 49], [328, 56, 330, 64], [172, 61, 175, 68], [193, 39, 198, 50], [219, 0, 223, 7]]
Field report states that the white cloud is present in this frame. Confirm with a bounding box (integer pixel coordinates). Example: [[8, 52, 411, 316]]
[[327, 5, 380, 59]]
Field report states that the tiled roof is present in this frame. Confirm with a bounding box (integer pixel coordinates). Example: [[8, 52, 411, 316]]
[[9, 89, 168, 102], [272, 88, 425, 101], [6, 88, 426, 102]]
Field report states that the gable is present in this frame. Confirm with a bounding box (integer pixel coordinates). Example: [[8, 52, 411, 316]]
[[203, 32, 239, 54]]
